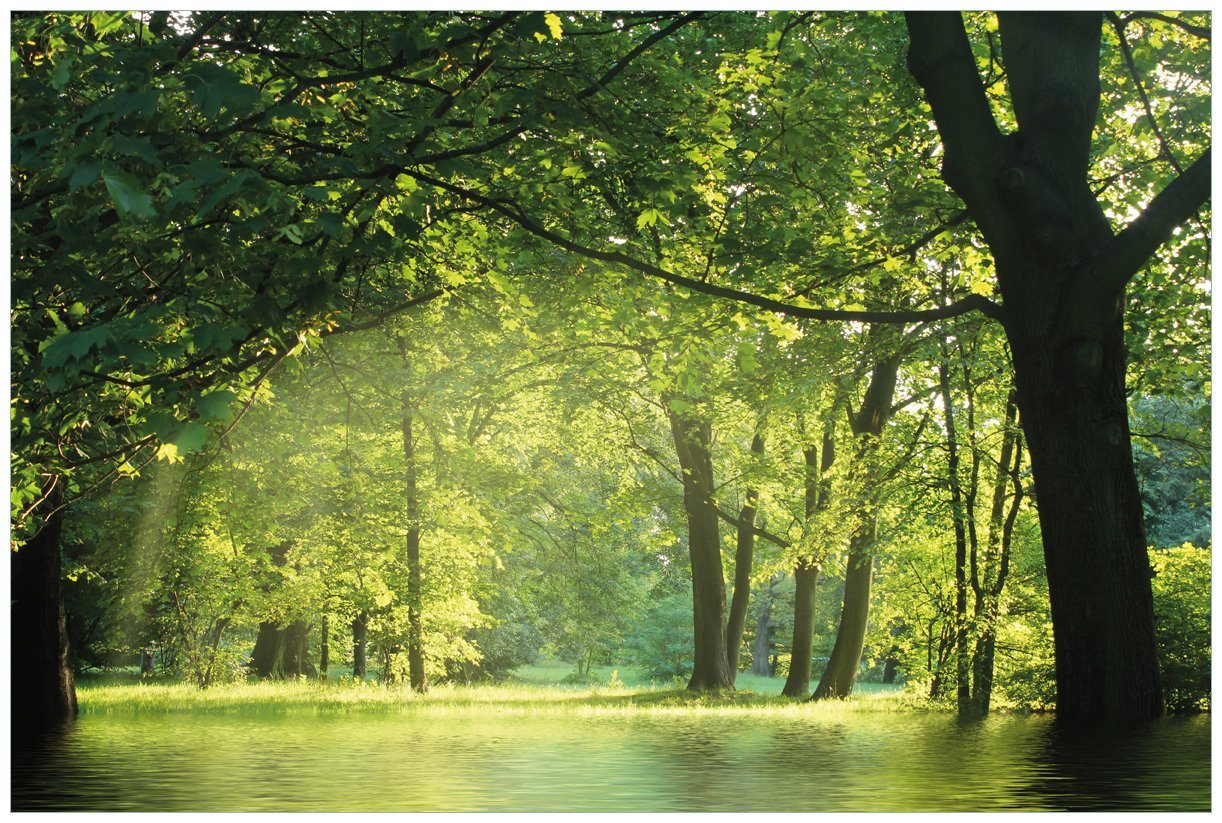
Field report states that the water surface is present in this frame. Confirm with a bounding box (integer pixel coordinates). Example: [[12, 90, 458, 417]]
[[11, 708, 1210, 811]]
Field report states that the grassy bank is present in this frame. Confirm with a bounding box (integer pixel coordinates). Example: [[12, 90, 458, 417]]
[[76, 663, 917, 717]]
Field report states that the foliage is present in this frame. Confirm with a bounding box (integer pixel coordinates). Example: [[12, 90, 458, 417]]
[[1150, 544, 1211, 712]]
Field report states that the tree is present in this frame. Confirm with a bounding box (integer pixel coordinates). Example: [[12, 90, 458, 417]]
[[904, 11, 1209, 721]]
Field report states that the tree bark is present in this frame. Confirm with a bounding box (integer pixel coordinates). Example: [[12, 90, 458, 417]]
[[11, 484, 77, 741], [319, 614, 330, 678], [248, 542, 292, 679], [783, 563, 820, 697], [812, 352, 899, 700], [667, 407, 734, 691], [726, 431, 765, 677], [402, 391, 428, 693], [904, 11, 1209, 721], [783, 429, 834, 697], [352, 611, 368, 679], [749, 576, 778, 677]]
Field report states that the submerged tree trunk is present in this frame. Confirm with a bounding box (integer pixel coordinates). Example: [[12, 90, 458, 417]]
[[812, 353, 899, 700], [12, 484, 77, 740], [352, 611, 368, 680], [402, 391, 428, 693], [668, 407, 734, 691], [905, 11, 1209, 721], [726, 432, 765, 678]]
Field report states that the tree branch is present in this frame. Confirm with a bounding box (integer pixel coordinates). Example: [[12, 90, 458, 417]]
[[407, 170, 1003, 324], [1092, 146, 1211, 302], [904, 12, 1004, 204]]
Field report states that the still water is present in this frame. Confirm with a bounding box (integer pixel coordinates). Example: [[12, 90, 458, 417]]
[[12, 709, 1209, 812]]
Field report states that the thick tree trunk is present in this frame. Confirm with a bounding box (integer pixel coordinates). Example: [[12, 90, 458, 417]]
[[11, 485, 77, 741], [668, 408, 734, 691], [726, 432, 765, 677], [782, 563, 819, 697], [281, 621, 314, 677], [248, 542, 293, 679], [402, 391, 429, 694], [813, 530, 876, 699], [749, 577, 778, 677], [903, 11, 1207, 722], [249, 622, 284, 678], [811, 353, 898, 700], [1010, 322, 1161, 721], [883, 657, 900, 684], [352, 611, 368, 679]]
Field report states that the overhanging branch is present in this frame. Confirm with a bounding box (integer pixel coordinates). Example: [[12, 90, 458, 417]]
[[407, 170, 1003, 324]]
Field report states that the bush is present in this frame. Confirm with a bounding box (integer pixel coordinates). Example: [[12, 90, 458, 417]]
[[627, 589, 692, 679], [1151, 544, 1211, 711]]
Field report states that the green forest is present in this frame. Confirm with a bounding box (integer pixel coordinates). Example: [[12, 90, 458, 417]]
[[9, 10, 1212, 812]]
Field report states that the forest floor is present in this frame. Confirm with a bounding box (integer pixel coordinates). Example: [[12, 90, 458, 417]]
[[75, 662, 919, 716]]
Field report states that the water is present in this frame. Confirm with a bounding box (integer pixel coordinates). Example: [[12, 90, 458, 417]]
[[11, 709, 1210, 811]]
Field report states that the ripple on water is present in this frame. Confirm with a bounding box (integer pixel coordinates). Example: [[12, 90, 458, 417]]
[[11, 709, 1210, 812]]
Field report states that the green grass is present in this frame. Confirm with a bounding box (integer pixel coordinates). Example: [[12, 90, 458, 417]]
[[76, 663, 921, 717]]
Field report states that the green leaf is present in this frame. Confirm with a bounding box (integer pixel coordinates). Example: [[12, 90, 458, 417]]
[[102, 170, 156, 219], [172, 422, 210, 454], [68, 160, 103, 191], [196, 390, 238, 422]]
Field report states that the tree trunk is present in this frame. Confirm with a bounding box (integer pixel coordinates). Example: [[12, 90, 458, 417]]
[[352, 611, 368, 679], [903, 11, 1209, 721], [726, 432, 765, 677], [402, 391, 429, 694], [667, 407, 734, 691], [782, 563, 819, 697], [813, 530, 876, 699], [783, 427, 835, 697], [811, 352, 899, 700], [319, 615, 330, 678], [883, 657, 900, 684], [749, 577, 778, 677], [249, 621, 284, 678], [1010, 323, 1161, 720], [938, 341, 973, 717], [282, 621, 314, 677], [248, 542, 292, 678], [11, 484, 77, 741]]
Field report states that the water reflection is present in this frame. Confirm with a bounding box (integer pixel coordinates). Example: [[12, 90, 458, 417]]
[[11, 709, 1209, 811]]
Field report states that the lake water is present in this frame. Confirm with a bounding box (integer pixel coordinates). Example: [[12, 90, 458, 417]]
[[11, 708, 1210, 812]]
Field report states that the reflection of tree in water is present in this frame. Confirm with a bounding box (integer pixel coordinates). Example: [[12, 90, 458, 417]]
[[1016, 716, 1210, 811]]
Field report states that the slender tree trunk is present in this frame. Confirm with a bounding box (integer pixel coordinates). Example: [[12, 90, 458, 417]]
[[726, 432, 765, 678], [352, 611, 368, 679], [402, 391, 428, 694], [784, 427, 835, 697], [11, 484, 77, 741], [750, 577, 778, 677], [667, 407, 734, 691], [319, 615, 330, 679], [812, 353, 899, 700], [938, 342, 973, 717]]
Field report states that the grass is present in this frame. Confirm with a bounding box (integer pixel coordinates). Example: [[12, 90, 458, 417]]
[[76, 663, 924, 718]]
